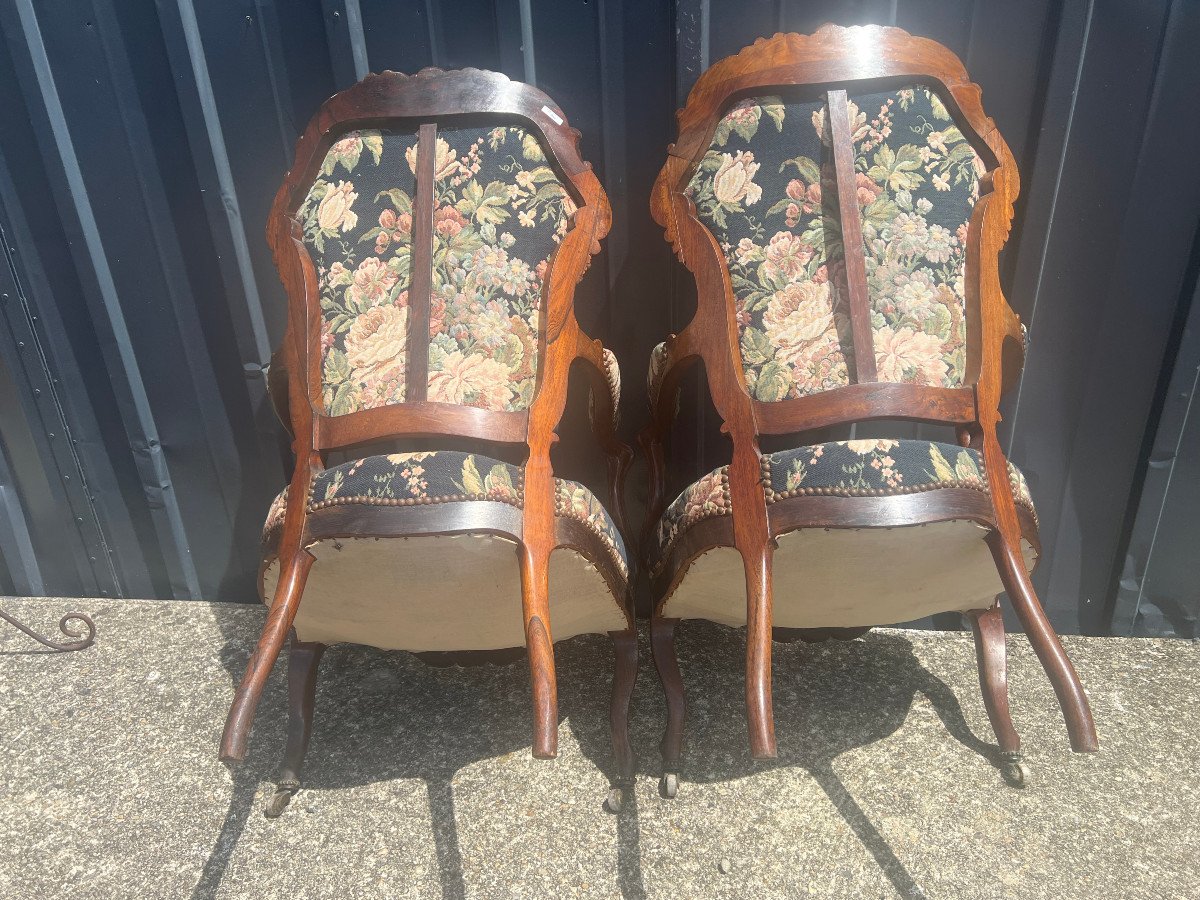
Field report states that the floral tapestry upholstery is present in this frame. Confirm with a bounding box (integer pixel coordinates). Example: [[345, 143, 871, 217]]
[[300, 130, 417, 414], [299, 125, 577, 416], [428, 125, 575, 409], [650, 439, 1035, 573], [263, 450, 627, 577], [684, 87, 984, 401]]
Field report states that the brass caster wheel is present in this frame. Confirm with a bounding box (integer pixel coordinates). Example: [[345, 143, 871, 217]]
[[1000, 753, 1030, 788], [264, 780, 300, 818], [660, 772, 678, 799], [604, 787, 625, 814]]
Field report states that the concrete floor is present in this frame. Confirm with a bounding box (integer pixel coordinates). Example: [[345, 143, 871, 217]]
[[0, 595, 1195, 899]]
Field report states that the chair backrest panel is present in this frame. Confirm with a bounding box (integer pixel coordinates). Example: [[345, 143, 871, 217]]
[[299, 120, 576, 418], [301, 128, 418, 415], [684, 83, 983, 403], [427, 124, 575, 411]]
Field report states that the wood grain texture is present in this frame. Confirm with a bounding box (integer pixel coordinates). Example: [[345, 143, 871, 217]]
[[405, 122, 437, 403], [968, 603, 1019, 754], [826, 88, 876, 383]]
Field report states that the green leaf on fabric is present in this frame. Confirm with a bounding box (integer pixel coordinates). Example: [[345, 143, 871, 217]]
[[780, 155, 821, 184], [740, 327, 773, 365], [461, 456, 485, 495], [928, 444, 955, 482]]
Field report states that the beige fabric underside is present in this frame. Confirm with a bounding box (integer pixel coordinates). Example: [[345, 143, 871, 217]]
[[262, 534, 627, 651], [660, 520, 1036, 628]]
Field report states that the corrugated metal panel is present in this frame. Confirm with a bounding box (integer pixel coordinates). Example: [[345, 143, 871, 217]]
[[0, 0, 1196, 636]]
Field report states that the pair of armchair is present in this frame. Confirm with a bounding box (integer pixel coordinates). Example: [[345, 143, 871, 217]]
[[220, 25, 1097, 817]]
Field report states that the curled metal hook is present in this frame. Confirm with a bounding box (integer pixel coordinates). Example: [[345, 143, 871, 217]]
[[0, 608, 95, 652]]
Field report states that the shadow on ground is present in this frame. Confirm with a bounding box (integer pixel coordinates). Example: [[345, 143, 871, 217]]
[[195, 614, 1000, 900]]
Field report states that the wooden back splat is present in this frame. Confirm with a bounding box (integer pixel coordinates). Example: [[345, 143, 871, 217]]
[[825, 88, 877, 384], [406, 122, 437, 403]]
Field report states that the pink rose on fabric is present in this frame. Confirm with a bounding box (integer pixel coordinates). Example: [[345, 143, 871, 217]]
[[434, 206, 467, 238], [763, 232, 813, 282], [427, 351, 515, 410], [348, 257, 399, 305], [855, 172, 882, 207], [763, 281, 837, 362]]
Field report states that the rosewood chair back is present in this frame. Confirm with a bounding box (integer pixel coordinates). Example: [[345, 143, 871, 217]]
[[269, 67, 613, 459], [651, 29, 1021, 448]]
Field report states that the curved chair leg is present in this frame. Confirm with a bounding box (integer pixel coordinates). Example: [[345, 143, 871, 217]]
[[986, 532, 1098, 753], [265, 634, 327, 817], [742, 543, 777, 760], [968, 602, 1028, 787], [519, 544, 558, 759], [650, 616, 684, 798], [604, 628, 638, 813], [221, 549, 315, 763]]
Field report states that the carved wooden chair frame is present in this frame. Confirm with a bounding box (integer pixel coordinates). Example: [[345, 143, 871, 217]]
[[218, 67, 637, 811], [641, 26, 1098, 794]]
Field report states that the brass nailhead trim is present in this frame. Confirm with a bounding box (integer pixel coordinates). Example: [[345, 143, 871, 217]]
[[650, 461, 1038, 577]]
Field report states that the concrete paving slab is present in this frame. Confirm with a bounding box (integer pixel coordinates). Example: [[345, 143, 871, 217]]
[[0, 596, 1195, 899]]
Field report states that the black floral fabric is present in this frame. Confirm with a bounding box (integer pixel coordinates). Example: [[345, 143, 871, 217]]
[[650, 439, 1035, 572], [685, 86, 984, 401], [299, 124, 576, 416], [263, 450, 627, 576]]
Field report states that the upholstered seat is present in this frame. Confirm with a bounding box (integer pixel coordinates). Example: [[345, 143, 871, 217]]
[[650, 438, 1038, 628], [259, 450, 629, 652]]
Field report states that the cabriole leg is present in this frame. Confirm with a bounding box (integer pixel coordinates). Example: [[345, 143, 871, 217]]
[[650, 616, 684, 798], [987, 532, 1098, 753], [968, 602, 1027, 787], [743, 544, 777, 760], [604, 628, 638, 813], [265, 634, 326, 817], [221, 550, 315, 763], [519, 544, 558, 760]]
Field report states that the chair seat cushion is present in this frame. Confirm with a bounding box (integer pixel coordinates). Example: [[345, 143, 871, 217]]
[[264, 449, 628, 577], [652, 438, 1035, 572], [261, 450, 629, 651]]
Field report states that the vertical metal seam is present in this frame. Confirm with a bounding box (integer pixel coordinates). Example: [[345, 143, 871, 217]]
[[253, 0, 297, 164], [0, 206, 120, 595], [699, 0, 710, 71], [424, 0, 443, 67], [1129, 356, 1200, 631], [174, 0, 272, 366], [13, 0, 201, 597], [342, 0, 370, 79], [1005, 0, 1094, 453], [518, 0, 537, 86], [95, 0, 245, 528]]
